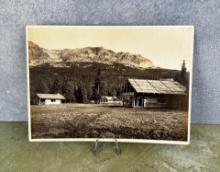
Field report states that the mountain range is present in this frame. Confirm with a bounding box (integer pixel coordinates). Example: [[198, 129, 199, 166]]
[[28, 41, 155, 69]]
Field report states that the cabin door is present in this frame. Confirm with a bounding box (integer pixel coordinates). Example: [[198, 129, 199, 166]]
[[134, 97, 143, 107], [138, 98, 142, 106]]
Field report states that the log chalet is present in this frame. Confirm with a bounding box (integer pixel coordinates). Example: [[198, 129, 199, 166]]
[[122, 79, 188, 109]]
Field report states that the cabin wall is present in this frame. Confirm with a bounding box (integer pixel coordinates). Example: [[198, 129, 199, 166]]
[[45, 99, 62, 105], [37, 98, 62, 105], [123, 93, 188, 110]]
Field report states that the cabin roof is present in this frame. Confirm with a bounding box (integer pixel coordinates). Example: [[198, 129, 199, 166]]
[[36, 93, 65, 100], [128, 79, 186, 95]]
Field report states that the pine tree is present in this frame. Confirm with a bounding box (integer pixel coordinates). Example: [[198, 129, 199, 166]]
[[175, 60, 188, 87], [61, 77, 68, 95], [91, 68, 105, 103], [35, 80, 50, 94], [74, 85, 83, 103], [61, 79, 75, 103], [181, 60, 187, 79], [51, 78, 60, 93], [81, 86, 88, 103]]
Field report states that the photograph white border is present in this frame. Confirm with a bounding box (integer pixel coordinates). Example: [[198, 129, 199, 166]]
[[26, 25, 194, 145]]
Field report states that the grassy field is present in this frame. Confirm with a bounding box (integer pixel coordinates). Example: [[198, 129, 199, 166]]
[[31, 104, 188, 141]]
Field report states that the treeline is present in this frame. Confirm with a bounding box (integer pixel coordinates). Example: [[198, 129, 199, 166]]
[[30, 63, 125, 104], [30, 62, 189, 105]]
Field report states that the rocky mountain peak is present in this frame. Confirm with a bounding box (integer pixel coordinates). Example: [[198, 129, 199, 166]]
[[28, 41, 155, 68]]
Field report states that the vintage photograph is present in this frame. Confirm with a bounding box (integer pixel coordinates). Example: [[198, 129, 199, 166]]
[[27, 26, 194, 144]]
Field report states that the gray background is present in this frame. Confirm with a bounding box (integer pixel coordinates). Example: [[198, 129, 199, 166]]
[[0, 0, 219, 123]]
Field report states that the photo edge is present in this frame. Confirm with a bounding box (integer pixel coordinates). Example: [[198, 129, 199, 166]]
[[26, 25, 193, 144]]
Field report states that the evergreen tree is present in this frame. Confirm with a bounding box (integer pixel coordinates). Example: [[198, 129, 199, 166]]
[[175, 60, 188, 87], [181, 60, 187, 79], [35, 80, 50, 94], [61, 77, 68, 95], [112, 89, 117, 97], [91, 68, 105, 103], [51, 78, 60, 93], [61, 78, 75, 103], [81, 86, 88, 103], [74, 86, 83, 103], [180, 60, 187, 86]]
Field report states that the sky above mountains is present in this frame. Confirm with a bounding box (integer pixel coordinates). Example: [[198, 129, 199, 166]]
[[27, 26, 193, 70]]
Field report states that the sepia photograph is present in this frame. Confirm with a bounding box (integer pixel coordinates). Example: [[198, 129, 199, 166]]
[[26, 26, 194, 144]]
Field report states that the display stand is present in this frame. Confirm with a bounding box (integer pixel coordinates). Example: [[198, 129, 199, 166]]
[[92, 139, 122, 155]]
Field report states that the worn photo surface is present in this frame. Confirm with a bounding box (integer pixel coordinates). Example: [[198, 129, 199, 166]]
[[27, 26, 194, 144]]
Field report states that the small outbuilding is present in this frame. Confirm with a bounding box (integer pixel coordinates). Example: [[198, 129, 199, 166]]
[[36, 93, 65, 105], [100, 96, 123, 106], [122, 79, 187, 109]]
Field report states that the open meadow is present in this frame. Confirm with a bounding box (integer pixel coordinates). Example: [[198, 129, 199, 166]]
[[31, 104, 188, 141]]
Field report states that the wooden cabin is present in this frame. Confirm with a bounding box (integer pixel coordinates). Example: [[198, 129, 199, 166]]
[[122, 79, 187, 109], [36, 93, 65, 105]]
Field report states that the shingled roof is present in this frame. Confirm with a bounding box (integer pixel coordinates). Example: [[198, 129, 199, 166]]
[[36, 93, 65, 100], [128, 79, 186, 95]]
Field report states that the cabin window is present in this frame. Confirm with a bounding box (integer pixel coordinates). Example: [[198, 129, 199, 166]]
[[41, 99, 45, 102], [51, 99, 56, 102]]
